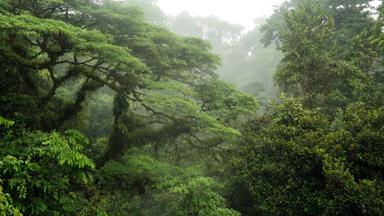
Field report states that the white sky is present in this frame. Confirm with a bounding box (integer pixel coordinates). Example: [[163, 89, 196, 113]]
[[157, 0, 286, 29]]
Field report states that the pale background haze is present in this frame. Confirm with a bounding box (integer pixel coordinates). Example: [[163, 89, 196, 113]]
[[157, 0, 381, 29], [157, 0, 286, 29]]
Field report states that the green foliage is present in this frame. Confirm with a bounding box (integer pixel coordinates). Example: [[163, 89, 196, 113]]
[[131, 78, 258, 167], [230, 98, 384, 215], [143, 80, 243, 136], [0, 116, 14, 128], [99, 151, 239, 216], [262, 0, 375, 47], [269, 2, 368, 109], [0, 1, 253, 213], [0, 121, 98, 215], [0, 3, 146, 129], [258, 0, 384, 112], [196, 80, 258, 125], [0, 0, 239, 164], [1, 0, 383, 215], [0, 182, 22, 216]]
